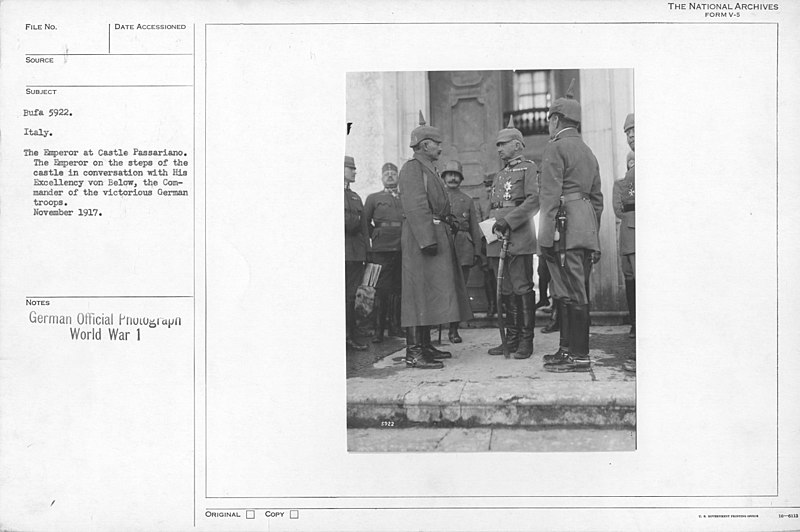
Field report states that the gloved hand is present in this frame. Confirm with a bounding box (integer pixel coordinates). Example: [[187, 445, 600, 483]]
[[421, 243, 438, 256], [444, 214, 460, 235], [541, 246, 556, 263], [492, 218, 510, 235], [590, 250, 601, 264]]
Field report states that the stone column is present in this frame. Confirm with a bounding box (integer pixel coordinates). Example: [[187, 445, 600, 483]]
[[579, 69, 634, 311]]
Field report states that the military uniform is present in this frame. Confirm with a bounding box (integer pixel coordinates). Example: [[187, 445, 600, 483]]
[[487, 156, 540, 292], [441, 160, 482, 343], [613, 165, 635, 274], [364, 184, 403, 341], [485, 116, 541, 360], [616, 113, 636, 345], [539, 81, 603, 372], [399, 154, 473, 328], [446, 184, 482, 276], [344, 156, 368, 350]]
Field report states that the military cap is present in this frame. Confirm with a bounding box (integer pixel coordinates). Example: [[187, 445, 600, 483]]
[[548, 78, 581, 123], [382, 162, 398, 174], [441, 160, 464, 181], [344, 155, 356, 169], [624, 113, 635, 132], [409, 111, 442, 147], [496, 115, 525, 147]]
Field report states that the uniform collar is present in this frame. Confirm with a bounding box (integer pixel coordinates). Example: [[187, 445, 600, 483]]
[[505, 155, 524, 168], [413, 153, 439, 175], [553, 127, 579, 141]]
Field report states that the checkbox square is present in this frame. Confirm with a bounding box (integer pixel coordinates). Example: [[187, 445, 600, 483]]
[[290, 510, 299, 519], [246, 510, 255, 519]]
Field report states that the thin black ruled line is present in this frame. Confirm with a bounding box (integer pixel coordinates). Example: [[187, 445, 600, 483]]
[[26, 295, 194, 299], [26, 84, 192, 88], [26, 53, 193, 56]]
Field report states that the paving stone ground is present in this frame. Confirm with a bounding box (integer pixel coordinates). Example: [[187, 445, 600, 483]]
[[348, 427, 636, 452]]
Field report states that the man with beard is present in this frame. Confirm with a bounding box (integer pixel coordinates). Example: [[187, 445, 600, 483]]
[[344, 155, 368, 351], [363, 162, 404, 343], [441, 160, 482, 343], [538, 80, 604, 372], [486, 117, 540, 360], [614, 113, 636, 371], [398, 112, 473, 369]]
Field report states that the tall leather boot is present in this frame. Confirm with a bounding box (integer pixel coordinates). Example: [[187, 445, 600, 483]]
[[541, 299, 560, 333], [484, 269, 497, 317], [514, 292, 536, 359], [423, 326, 452, 359], [544, 304, 591, 372], [405, 326, 443, 369], [387, 294, 403, 337], [544, 299, 570, 362], [372, 293, 387, 343], [625, 279, 636, 338], [488, 294, 520, 355], [346, 305, 367, 351]]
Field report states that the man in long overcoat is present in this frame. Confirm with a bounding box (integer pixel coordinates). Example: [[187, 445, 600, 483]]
[[441, 159, 482, 343], [538, 81, 604, 372], [399, 112, 473, 369]]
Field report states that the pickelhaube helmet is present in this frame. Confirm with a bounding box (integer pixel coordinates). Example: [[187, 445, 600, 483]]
[[496, 115, 525, 146], [409, 111, 442, 148], [624, 113, 635, 132], [441, 160, 464, 181], [344, 155, 356, 169], [548, 78, 581, 123]]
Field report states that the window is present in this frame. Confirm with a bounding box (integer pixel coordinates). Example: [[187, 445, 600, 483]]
[[513, 70, 552, 111]]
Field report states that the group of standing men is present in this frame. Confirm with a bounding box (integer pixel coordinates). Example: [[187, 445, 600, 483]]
[[346, 81, 635, 373]]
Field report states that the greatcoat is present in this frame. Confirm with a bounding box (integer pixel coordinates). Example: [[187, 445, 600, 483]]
[[398, 154, 473, 327], [538, 128, 603, 251]]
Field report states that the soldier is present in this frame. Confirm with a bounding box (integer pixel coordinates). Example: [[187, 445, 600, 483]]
[[398, 112, 473, 369], [486, 117, 541, 360], [344, 155, 368, 351], [441, 160, 483, 343], [477, 173, 498, 317], [538, 80, 604, 373], [363, 162, 404, 343], [614, 112, 636, 371]]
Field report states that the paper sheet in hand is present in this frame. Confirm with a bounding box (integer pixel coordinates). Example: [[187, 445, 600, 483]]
[[479, 217, 498, 244]]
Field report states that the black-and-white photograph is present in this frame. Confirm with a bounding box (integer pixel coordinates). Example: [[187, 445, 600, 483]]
[[345, 69, 636, 452]]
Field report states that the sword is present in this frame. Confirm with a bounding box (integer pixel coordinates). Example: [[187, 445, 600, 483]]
[[496, 228, 511, 359]]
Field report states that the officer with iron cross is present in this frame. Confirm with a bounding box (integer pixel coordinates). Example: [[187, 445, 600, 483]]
[[614, 112, 636, 371], [486, 117, 541, 360], [538, 80, 604, 372]]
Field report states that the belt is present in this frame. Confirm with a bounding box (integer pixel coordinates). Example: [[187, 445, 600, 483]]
[[490, 200, 522, 209], [561, 192, 589, 203], [376, 221, 401, 227], [622, 204, 635, 213]]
